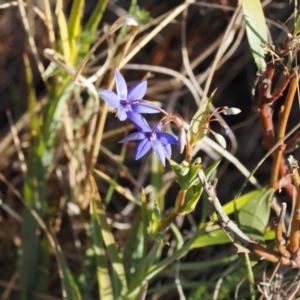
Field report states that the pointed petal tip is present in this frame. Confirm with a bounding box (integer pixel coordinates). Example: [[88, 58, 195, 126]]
[[115, 69, 128, 99], [128, 80, 148, 101]]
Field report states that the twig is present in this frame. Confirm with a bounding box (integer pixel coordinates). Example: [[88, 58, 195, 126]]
[[287, 156, 300, 254], [271, 72, 299, 189], [256, 60, 294, 198], [198, 169, 300, 268], [274, 203, 290, 258], [198, 169, 257, 246]]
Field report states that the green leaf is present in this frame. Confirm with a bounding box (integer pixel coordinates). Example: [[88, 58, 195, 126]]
[[192, 229, 230, 249], [263, 230, 275, 241], [151, 202, 162, 232], [238, 188, 274, 240], [188, 92, 213, 147], [294, 14, 300, 35], [179, 184, 202, 215], [217, 188, 268, 219], [241, 0, 268, 71], [180, 159, 221, 215], [169, 159, 202, 191]]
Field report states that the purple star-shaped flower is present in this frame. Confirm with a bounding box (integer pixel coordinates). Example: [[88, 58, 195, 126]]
[[119, 115, 178, 166], [100, 69, 159, 121]]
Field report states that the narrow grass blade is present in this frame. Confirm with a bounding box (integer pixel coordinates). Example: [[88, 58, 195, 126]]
[[94, 169, 140, 205], [244, 253, 256, 300], [90, 175, 127, 298], [33, 240, 50, 297], [126, 227, 205, 298], [20, 208, 41, 300], [241, 0, 268, 71], [84, 0, 109, 33], [55, 0, 71, 61], [43, 79, 75, 147], [20, 150, 47, 300], [126, 190, 149, 295], [122, 218, 142, 283], [104, 145, 127, 204], [78, 248, 95, 299], [53, 234, 82, 300], [67, 0, 84, 60], [20, 54, 47, 300], [23, 54, 39, 133], [90, 177, 113, 299]]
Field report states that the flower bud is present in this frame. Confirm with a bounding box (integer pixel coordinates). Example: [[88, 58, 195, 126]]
[[178, 128, 186, 153], [221, 124, 230, 136]]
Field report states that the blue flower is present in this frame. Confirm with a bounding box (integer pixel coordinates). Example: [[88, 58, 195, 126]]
[[100, 69, 159, 121], [119, 115, 178, 166]]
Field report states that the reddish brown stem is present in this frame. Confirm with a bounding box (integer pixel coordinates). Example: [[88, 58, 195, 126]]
[[271, 75, 297, 190], [288, 158, 300, 254], [251, 244, 295, 267], [257, 63, 293, 198]]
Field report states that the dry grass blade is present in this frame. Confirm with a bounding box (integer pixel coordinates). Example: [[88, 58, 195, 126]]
[[120, 2, 191, 68], [17, 0, 47, 84], [123, 64, 201, 105], [0, 279, 61, 300], [74, 15, 138, 81], [201, 3, 242, 103], [43, 0, 56, 49]]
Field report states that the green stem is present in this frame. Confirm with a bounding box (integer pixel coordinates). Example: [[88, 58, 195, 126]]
[[244, 253, 256, 300]]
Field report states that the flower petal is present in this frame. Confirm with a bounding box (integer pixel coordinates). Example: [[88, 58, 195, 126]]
[[127, 112, 151, 132], [131, 102, 160, 114], [164, 144, 172, 158], [152, 122, 162, 131], [151, 139, 166, 166], [119, 132, 146, 143], [157, 132, 178, 145], [136, 138, 151, 160], [115, 69, 127, 99], [100, 90, 119, 109], [127, 81, 147, 101], [118, 109, 127, 121]]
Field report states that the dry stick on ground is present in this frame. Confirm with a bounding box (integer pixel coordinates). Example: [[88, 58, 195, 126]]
[[197, 169, 298, 267]]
